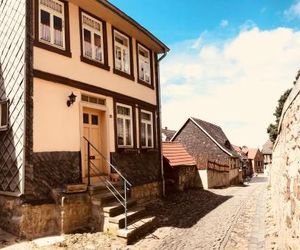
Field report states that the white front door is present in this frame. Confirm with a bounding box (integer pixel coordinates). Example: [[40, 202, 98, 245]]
[[82, 107, 105, 180]]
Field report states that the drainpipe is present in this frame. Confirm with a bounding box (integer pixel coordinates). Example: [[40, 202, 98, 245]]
[[156, 51, 167, 197]]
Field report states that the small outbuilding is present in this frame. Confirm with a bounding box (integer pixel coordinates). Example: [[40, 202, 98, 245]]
[[162, 142, 198, 194]]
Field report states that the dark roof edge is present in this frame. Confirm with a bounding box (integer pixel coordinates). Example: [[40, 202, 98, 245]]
[[96, 0, 170, 53], [172, 118, 238, 158]]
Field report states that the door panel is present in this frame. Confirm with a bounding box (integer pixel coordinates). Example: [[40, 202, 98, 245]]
[[82, 108, 104, 179]]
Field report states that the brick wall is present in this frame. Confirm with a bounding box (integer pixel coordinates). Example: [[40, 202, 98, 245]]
[[271, 80, 300, 249]]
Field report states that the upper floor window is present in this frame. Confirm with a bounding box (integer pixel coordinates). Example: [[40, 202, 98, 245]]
[[113, 29, 133, 78], [0, 100, 8, 131], [39, 0, 65, 49], [116, 103, 133, 148], [81, 12, 104, 64], [140, 110, 154, 148], [137, 43, 152, 86]]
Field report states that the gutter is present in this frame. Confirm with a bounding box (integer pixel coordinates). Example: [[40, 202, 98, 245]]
[[157, 51, 168, 197]]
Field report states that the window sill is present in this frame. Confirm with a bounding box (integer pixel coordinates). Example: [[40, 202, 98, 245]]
[[34, 40, 72, 58], [81, 56, 110, 71], [137, 79, 154, 89], [113, 68, 135, 81]]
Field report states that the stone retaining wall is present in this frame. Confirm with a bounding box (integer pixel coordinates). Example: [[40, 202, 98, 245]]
[[131, 182, 161, 203], [271, 80, 300, 249]]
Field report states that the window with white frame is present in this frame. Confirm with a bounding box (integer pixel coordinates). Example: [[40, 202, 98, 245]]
[[114, 30, 131, 74], [81, 12, 104, 63], [138, 44, 151, 84], [39, 0, 65, 48], [140, 110, 154, 148], [0, 101, 8, 131], [116, 103, 133, 147]]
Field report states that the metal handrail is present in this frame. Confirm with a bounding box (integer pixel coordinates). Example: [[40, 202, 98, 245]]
[[83, 136, 131, 229], [83, 136, 132, 187]]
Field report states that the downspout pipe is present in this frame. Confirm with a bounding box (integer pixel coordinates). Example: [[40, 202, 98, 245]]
[[157, 50, 167, 197]]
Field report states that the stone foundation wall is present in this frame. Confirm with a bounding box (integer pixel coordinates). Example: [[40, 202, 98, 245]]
[[271, 81, 300, 249], [131, 182, 161, 203], [178, 166, 198, 191], [0, 191, 93, 239], [20, 203, 60, 239], [0, 195, 23, 236]]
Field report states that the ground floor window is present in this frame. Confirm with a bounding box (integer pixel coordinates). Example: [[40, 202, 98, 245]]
[[140, 110, 154, 148], [116, 103, 133, 148]]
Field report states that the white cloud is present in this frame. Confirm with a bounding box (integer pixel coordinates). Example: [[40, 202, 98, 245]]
[[160, 27, 300, 148], [284, 1, 300, 20], [220, 20, 229, 28]]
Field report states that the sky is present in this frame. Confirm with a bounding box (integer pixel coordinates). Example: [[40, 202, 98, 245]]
[[110, 0, 300, 148]]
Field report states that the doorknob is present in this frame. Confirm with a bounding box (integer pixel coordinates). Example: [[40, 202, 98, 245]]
[[89, 156, 96, 160]]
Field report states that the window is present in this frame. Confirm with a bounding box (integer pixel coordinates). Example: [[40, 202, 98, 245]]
[[81, 94, 105, 105], [39, 0, 65, 49], [0, 100, 8, 131], [116, 103, 133, 148], [113, 29, 131, 75], [137, 43, 152, 85], [81, 12, 105, 64], [140, 110, 153, 148]]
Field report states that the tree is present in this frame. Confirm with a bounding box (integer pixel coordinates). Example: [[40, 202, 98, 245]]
[[267, 88, 292, 143]]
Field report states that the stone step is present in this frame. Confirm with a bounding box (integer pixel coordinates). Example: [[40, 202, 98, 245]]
[[103, 199, 137, 217], [117, 216, 157, 245], [91, 189, 129, 206], [109, 206, 146, 229], [88, 181, 122, 195]]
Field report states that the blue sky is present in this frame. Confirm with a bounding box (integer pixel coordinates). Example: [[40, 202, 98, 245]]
[[111, 0, 300, 147], [110, 0, 300, 44]]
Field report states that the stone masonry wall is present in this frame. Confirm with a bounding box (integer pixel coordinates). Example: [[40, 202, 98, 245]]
[[271, 80, 300, 249]]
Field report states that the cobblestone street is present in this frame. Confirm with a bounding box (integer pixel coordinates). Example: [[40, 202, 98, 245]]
[[134, 175, 268, 250]]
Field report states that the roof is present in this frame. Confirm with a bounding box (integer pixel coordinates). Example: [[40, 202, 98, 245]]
[[172, 117, 238, 158], [247, 148, 259, 160], [262, 140, 273, 154], [96, 0, 169, 53], [161, 128, 177, 141], [162, 142, 196, 167], [232, 145, 248, 160]]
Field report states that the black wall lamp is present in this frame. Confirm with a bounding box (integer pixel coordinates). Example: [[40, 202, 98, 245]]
[[67, 92, 77, 107]]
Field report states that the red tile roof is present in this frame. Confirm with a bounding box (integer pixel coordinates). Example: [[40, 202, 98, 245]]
[[247, 148, 259, 160], [162, 142, 196, 167]]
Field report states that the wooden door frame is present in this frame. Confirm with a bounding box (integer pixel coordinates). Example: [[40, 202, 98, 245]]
[[79, 100, 111, 181]]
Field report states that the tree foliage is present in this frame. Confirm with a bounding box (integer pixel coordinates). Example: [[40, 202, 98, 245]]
[[267, 88, 292, 143]]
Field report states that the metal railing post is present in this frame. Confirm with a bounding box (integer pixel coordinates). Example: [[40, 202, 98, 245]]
[[124, 180, 127, 230], [87, 141, 91, 186]]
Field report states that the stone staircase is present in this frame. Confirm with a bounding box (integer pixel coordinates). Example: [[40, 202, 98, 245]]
[[89, 182, 157, 244]]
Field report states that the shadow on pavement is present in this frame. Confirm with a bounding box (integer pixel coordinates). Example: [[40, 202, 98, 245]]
[[250, 176, 268, 183], [145, 188, 232, 230]]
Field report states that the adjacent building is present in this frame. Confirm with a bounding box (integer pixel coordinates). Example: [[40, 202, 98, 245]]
[[242, 147, 264, 173], [171, 117, 240, 189], [262, 139, 273, 173], [161, 127, 176, 142], [0, 0, 168, 239], [232, 145, 251, 178]]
